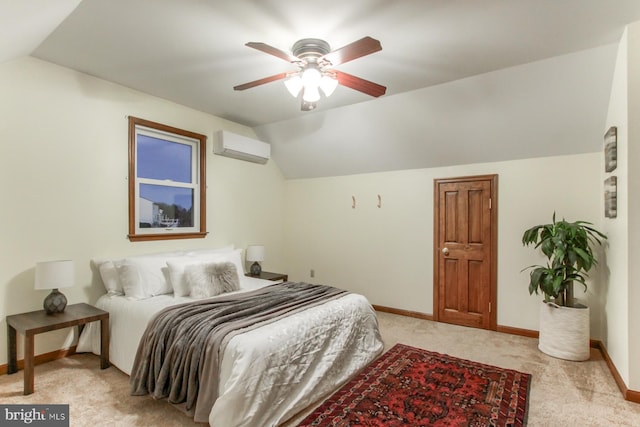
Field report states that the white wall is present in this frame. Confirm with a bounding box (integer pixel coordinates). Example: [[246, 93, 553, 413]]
[[603, 20, 640, 391], [0, 57, 286, 365], [625, 21, 640, 391], [604, 28, 630, 386], [284, 153, 603, 333]]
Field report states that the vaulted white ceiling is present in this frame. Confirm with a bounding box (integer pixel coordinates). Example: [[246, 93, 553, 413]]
[[4, 0, 640, 178]]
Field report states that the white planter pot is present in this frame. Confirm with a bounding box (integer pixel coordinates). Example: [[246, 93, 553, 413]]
[[538, 301, 590, 361]]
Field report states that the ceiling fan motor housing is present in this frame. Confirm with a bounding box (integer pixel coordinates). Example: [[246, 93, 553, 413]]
[[292, 38, 331, 62]]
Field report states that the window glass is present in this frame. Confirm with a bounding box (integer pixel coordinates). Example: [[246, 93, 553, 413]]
[[137, 134, 193, 183], [138, 184, 194, 228]]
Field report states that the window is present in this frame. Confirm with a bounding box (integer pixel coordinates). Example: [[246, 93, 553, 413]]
[[128, 117, 207, 241]]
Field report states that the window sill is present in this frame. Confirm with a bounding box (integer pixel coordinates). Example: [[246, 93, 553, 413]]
[[127, 232, 208, 242]]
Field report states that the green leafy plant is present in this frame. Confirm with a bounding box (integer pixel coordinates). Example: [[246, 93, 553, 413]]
[[521, 213, 607, 307]]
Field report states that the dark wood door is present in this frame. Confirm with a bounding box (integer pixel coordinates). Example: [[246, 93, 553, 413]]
[[434, 175, 497, 330]]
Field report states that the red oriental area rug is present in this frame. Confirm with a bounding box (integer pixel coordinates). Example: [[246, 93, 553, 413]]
[[297, 343, 531, 427]]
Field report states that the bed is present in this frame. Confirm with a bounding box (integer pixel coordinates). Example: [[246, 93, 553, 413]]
[[76, 247, 383, 426]]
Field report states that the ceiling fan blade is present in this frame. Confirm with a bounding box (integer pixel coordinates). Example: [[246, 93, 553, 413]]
[[334, 71, 386, 98], [321, 36, 382, 66], [245, 42, 299, 63], [233, 72, 289, 91]]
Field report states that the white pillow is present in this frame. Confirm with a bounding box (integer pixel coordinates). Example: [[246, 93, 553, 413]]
[[98, 261, 124, 295], [210, 248, 245, 276], [123, 255, 184, 297], [92, 248, 237, 298], [115, 261, 146, 300], [167, 254, 226, 297], [166, 249, 244, 297], [166, 258, 194, 297], [92, 250, 184, 295], [186, 261, 240, 299]]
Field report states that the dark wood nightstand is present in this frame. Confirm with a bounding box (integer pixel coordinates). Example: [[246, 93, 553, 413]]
[[246, 271, 288, 282], [6, 302, 109, 395]]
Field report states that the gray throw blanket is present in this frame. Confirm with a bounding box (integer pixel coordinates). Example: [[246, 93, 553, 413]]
[[130, 282, 347, 423]]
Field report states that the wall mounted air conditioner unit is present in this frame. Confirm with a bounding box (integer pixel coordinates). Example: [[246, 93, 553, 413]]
[[213, 130, 270, 164]]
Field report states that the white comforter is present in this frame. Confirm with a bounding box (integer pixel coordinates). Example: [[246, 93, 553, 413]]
[[77, 278, 383, 426]]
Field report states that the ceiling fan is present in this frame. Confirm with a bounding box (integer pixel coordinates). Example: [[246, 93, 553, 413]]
[[233, 36, 386, 111]]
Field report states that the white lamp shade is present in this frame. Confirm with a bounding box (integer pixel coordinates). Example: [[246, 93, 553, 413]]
[[320, 75, 339, 97], [35, 260, 74, 290], [246, 245, 265, 262], [284, 75, 303, 97], [301, 66, 322, 102], [302, 85, 321, 102], [301, 66, 321, 87]]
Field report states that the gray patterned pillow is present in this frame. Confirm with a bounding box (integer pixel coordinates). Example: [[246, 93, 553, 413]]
[[185, 261, 240, 299]]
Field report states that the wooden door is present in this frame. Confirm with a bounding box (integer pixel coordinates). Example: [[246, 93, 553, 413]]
[[433, 175, 497, 330]]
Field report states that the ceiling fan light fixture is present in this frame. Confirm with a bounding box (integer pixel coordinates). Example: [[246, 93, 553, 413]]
[[302, 85, 321, 103], [284, 75, 302, 97], [320, 75, 338, 97], [301, 66, 322, 88]]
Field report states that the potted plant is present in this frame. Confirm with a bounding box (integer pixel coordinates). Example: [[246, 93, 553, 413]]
[[521, 213, 606, 361]]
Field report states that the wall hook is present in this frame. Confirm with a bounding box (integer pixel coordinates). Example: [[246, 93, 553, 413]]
[[377, 194, 382, 208], [352, 196, 356, 209]]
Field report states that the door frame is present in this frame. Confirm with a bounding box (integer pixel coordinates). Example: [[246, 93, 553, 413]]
[[432, 174, 498, 331]]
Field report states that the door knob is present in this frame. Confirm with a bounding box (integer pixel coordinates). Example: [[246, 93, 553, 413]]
[[442, 247, 449, 255]]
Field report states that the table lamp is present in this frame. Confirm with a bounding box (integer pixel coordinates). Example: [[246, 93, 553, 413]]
[[246, 245, 265, 276], [35, 260, 74, 315]]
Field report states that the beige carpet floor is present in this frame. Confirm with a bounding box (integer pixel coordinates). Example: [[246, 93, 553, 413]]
[[2, 311, 639, 426]]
